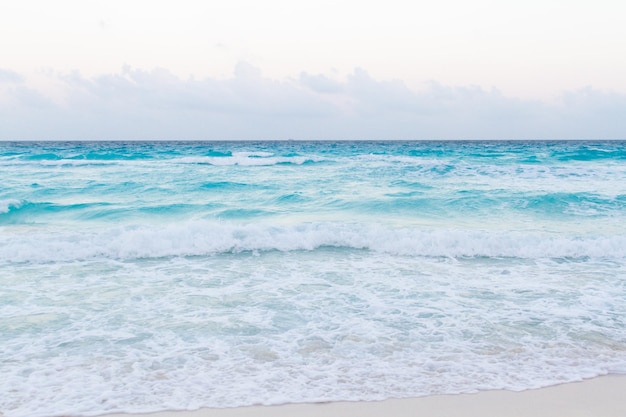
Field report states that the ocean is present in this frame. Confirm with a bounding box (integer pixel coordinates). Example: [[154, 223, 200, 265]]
[[1, 140, 625, 417]]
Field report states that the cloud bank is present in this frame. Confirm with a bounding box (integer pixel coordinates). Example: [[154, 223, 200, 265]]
[[1, 64, 625, 140]]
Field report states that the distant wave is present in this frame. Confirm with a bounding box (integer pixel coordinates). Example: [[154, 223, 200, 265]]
[[173, 152, 325, 166], [3, 190, 624, 224], [0, 200, 116, 221], [0, 155, 327, 168], [0, 199, 22, 214]]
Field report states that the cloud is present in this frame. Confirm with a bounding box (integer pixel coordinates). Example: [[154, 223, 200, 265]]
[[0, 64, 625, 140], [551, 87, 626, 139], [0, 68, 24, 84], [299, 72, 343, 94], [9, 85, 54, 108], [58, 64, 333, 117]]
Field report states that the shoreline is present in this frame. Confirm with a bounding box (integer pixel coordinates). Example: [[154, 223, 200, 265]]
[[98, 374, 626, 417]]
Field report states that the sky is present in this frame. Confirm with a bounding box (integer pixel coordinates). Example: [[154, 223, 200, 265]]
[[1, 0, 625, 140]]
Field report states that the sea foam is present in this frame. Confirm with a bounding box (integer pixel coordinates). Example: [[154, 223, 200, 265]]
[[1, 221, 625, 263]]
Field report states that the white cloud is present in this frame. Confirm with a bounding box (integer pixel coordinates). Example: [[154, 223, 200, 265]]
[[0, 64, 625, 140], [0, 68, 24, 83], [299, 73, 343, 94]]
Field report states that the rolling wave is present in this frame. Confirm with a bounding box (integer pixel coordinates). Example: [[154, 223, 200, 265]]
[[1, 221, 624, 263]]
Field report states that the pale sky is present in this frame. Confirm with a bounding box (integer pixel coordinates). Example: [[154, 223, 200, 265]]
[[1, 0, 625, 139]]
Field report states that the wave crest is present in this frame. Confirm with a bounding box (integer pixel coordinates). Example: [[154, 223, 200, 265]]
[[1, 221, 624, 263]]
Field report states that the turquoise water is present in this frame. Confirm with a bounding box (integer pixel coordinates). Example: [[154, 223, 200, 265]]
[[1, 140, 626, 416]]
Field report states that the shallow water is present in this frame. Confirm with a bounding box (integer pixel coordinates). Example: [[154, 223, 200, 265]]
[[1, 140, 626, 417]]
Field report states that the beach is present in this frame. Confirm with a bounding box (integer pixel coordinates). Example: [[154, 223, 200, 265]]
[[99, 375, 626, 417]]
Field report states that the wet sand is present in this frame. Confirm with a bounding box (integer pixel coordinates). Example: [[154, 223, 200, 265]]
[[100, 374, 626, 417]]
